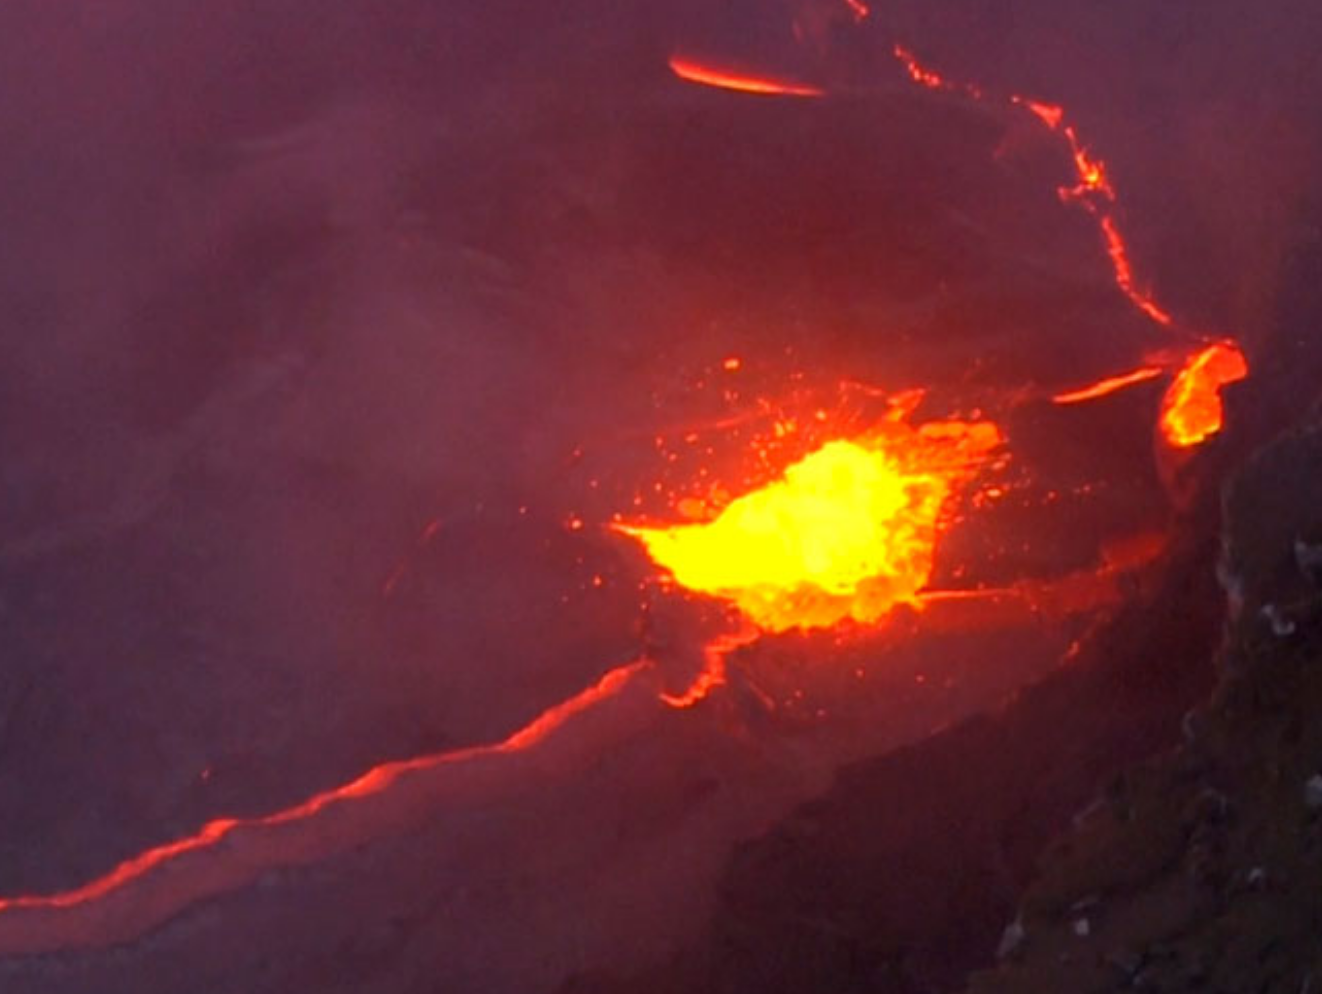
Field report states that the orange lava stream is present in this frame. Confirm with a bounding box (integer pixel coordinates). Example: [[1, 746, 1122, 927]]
[[1019, 106, 1178, 326], [1097, 216, 1173, 326], [1050, 343, 1248, 450], [893, 44, 981, 97], [0, 662, 645, 915], [1051, 365, 1164, 404], [889, 44, 1256, 448], [0, 22, 1258, 938], [668, 55, 824, 97], [893, 46, 1174, 328], [617, 415, 1002, 633], [1159, 341, 1249, 448], [660, 627, 760, 709]]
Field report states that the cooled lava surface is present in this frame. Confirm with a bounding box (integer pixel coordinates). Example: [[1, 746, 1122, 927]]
[[0, 0, 1307, 991]]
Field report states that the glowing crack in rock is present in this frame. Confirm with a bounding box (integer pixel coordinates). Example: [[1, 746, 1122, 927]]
[[673, 34, 1248, 447], [658, 627, 760, 709], [668, 55, 824, 97], [1159, 341, 1249, 448], [893, 44, 982, 98], [1050, 344, 1247, 451], [0, 662, 644, 924], [893, 45, 1175, 327], [0, 14, 1256, 957], [887, 44, 1250, 446], [1052, 365, 1166, 405], [617, 417, 1002, 633], [1097, 215, 1173, 326]]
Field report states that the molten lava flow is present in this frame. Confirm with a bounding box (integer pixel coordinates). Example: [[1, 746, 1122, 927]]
[[1, 20, 1262, 949], [669, 37, 1249, 449], [1097, 216, 1173, 326], [1159, 341, 1249, 448], [890, 47, 1175, 328], [1052, 365, 1164, 405], [668, 55, 824, 97], [892, 44, 980, 97], [1052, 344, 1249, 449], [659, 626, 760, 709], [0, 662, 644, 916], [885, 42, 1260, 451], [1011, 98, 1176, 326], [618, 417, 1001, 632]]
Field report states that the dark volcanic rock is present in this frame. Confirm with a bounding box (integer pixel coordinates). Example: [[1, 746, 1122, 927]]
[[566, 475, 1225, 994], [563, 424, 1322, 994], [965, 425, 1322, 994]]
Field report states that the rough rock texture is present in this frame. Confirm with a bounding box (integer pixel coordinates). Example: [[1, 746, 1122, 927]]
[[564, 475, 1228, 994], [966, 426, 1322, 994], [564, 422, 1322, 994]]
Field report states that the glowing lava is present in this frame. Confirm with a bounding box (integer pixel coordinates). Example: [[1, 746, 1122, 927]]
[[1159, 341, 1249, 448], [887, 42, 1258, 450], [1051, 342, 1248, 450], [618, 418, 1001, 632], [668, 55, 824, 97], [0, 17, 1261, 955], [892, 46, 1176, 329], [659, 627, 760, 709], [893, 44, 977, 96], [1052, 365, 1165, 405], [1014, 100, 1180, 326], [0, 663, 643, 917], [1097, 216, 1173, 326]]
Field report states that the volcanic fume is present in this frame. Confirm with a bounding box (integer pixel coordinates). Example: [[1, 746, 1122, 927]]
[[0, 0, 1256, 963]]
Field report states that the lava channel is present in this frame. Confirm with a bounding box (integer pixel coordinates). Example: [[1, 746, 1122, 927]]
[[887, 42, 1251, 449], [0, 16, 1255, 957], [1052, 365, 1166, 405], [668, 54, 824, 97], [0, 661, 647, 953], [894, 45, 1173, 329]]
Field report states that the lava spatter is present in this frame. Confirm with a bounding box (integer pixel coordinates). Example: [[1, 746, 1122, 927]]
[[0, 11, 1257, 957], [1159, 340, 1249, 448], [616, 415, 1002, 633]]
